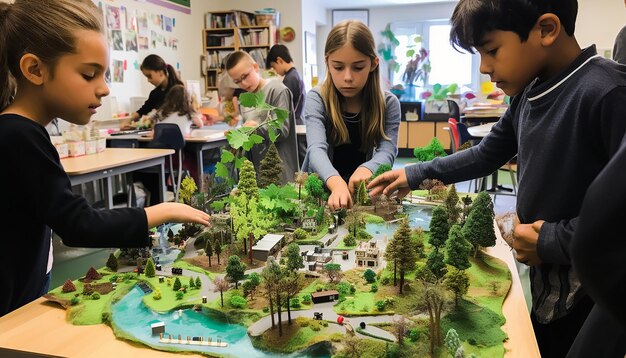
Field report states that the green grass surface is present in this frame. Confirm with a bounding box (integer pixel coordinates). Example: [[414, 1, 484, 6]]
[[141, 276, 202, 312]]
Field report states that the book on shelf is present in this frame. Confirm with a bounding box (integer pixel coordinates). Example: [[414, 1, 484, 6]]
[[205, 11, 255, 29], [205, 50, 232, 69], [239, 28, 269, 46], [205, 33, 235, 47], [247, 48, 268, 68]]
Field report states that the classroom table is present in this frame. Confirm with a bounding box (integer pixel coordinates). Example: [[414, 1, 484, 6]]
[[467, 122, 495, 137], [0, 220, 539, 358], [61, 148, 174, 209]]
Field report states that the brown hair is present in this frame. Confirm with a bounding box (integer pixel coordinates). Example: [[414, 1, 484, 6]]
[[154, 85, 194, 121], [0, 0, 103, 111], [320, 20, 387, 151], [140, 54, 183, 90], [225, 50, 255, 70]]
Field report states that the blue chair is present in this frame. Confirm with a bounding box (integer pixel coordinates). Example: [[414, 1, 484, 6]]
[[148, 123, 186, 203]]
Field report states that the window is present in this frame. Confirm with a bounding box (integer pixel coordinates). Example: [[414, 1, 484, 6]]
[[390, 21, 478, 89]]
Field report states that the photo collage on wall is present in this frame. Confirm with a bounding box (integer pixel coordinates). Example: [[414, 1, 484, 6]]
[[102, 2, 179, 83]]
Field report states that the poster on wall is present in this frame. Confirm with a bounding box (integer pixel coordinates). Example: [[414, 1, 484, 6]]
[[110, 30, 124, 51], [138, 12, 149, 36], [112, 60, 124, 83], [146, 0, 191, 15], [163, 16, 173, 32], [138, 36, 149, 50], [125, 31, 138, 52], [106, 5, 121, 30]]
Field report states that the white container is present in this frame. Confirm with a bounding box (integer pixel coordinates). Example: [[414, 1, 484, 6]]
[[55, 143, 69, 159], [85, 139, 97, 155], [67, 141, 85, 157]]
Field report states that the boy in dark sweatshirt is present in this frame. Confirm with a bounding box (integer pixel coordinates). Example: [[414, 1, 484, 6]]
[[368, 0, 626, 356]]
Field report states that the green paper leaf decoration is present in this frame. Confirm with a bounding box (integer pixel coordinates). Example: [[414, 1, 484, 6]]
[[220, 150, 235, 163], [215, 162, 229, 179], [239, 91, 264, 107], [235, 156, 246, 169], [268, 127, 279, 143], [226, 130, 249, 150]]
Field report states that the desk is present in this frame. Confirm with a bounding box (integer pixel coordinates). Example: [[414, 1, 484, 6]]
[[0, 220, 538, 358], [62, 148, 174, 209], [467, 122, 495, 137]]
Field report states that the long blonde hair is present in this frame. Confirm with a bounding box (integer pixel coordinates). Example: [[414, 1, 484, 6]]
[[0, 0, 103, 111], [320, 20, 387, 152]]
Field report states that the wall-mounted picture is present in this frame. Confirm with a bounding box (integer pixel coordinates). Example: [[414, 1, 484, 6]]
[[138, 36, 149, 50], [332, 9, 369, 26], [112, 60, 124, 83], [163, 16, 173, 32], [125, 31, 138, 52], [106, 5, 121, 30], [110, 29, 124, 51], [170, 38, 179, 51], [138, 12, 149, 36]]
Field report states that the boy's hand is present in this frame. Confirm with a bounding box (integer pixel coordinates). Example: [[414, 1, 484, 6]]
[[348, 167, 373, 195], [243, 120, 257, 128], [512, 220, 545, 266], [326, 176, 353, 210], [367, 168, 411, 199]]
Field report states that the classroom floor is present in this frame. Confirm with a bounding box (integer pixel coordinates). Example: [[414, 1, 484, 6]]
[[50, 155, 531, 311]]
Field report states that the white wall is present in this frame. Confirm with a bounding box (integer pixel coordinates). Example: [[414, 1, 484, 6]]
[[301, 1, 328, 90], [577, 0, 625, 53]]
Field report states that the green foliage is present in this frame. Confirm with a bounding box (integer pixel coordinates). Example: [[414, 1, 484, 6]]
[[392, 218, 418, 293], [411, 228, 426, 258], [370, 282, 379, 293], [243, 272, 261, 298], [356, 180, 370, 206], [337, 281, 353, 298], [231, 193, 267, 252], [413, 137, 447, 162], [426, 83, 459, 101], [189, 277, 196, 289], [289, 297, 301, 308], [230, 295, 248, 309], [408, 328, 420, 342], [427, 250, 448, 279], [101, 312, 111, 324], [285, 243, 305, 271], [91, 292, 100, 300], [106, 253, 118, 272], [153, 288, 162, 300], [226, 255, 246, 289], [258, 184, 298, 217], [445, 269, 470, 305], [304, 174, 325, 204], [144, 258, 156, 278], [258, 142, 283, 188], [356, 229, 372, 242], [372, 163, 392, 179], [462, 191, 496, 254], [301, 294, 312, 305], [236, 159, 259, 201], [375, 300, 386, 311], [292, 228, 309, 241], [444, 184, 461, 225], [322, 263, 343, 283], [176, 291, 184, 300], [179, 176, 198, 205], [70, 297, 80, 305], [363, 269, 377, 283], [429, 206, 450, 249], [173, 277, 182, 291], [445, 224, 472, 270], [343, 233, 357, 247], [195, 277, 202, 288]]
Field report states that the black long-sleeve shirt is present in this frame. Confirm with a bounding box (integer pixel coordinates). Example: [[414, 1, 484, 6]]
[[405, 46, 626, 323], [0, 114, 150, 316], [136, 86, 168, 116]]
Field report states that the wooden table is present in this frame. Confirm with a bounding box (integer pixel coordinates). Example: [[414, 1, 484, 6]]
[[61, 148, 174, 209], [0, 221, 539, 358], [467, 122, 495, 137]]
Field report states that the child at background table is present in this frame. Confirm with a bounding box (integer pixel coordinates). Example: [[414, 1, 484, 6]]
[[149, 84, 203, 136]]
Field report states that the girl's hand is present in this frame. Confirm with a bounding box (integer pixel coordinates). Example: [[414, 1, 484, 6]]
[[326, 176, 353, 211], [243, 120, 257, 128], [145, 203, 210, 228], [512, 220, 544, 266], [348, 167, 373, 195], [367, 168, 411, 199]]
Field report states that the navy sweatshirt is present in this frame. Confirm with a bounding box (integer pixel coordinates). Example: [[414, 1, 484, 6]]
[[0, 114, 150, 316], [405, 46, 626, 323]]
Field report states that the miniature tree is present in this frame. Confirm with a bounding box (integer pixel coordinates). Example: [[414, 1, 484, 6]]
[[205, 239, 213, 267], [292, 228, 308, 241], [144, 258, 156, 278], [225, 255, 245, 289], [188, 277, 196, 289], [355, 180, 370, 206], [444, 328, 462, 358], [242, 272, 260, 300], [444, 184, 461, 225], [195, 276, 202, 288], [304, 174, 325, 206], [294, 171, 308, 200], [428, 206, 450, 250], [445, 225, 472, 271], [62, 279, 76, 293], [258, 142, 283, 188], [385, 233, 399, 286], [285, 243, 304, 272], [460, 195, 473, 225], [136, 257, 143, 275], [213, 277, 229, 307], [173, 277, 182, 291], [392, 315, 409, 345], [236, 158, 259, 201], [427, 249, 447, 279], [85, 267, 101, 281], [445, 269, 470, 307], [261, 257, 284, 333], [417, 274, 449, 353], [462, 191, 496, 257], [231, 193, 267, 263], [214, 240, 222, 265], [179, 176, 198, 205], [413, 137, 447, 162], [322, 263, 343, 283], [363, 269, 377, 284], [106, 253, 118, 272], [282, 267, 302, 325], [411, 228, 426, 258], [344, 210, 365, 237], [393, 218, 418, 294], [372, 163, 392, 179], [341, 335, 362, 357]]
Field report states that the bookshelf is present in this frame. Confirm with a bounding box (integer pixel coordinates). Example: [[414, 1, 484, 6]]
[[202, 10, 275, 92]]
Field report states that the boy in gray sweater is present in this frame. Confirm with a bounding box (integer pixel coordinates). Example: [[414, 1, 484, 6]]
[[226, 51, 298, 184], [368, 1, 626, 356]]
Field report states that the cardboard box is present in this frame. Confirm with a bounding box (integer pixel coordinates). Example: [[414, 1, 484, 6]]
[[67, 141, 85, 157], [54, 143, 69, 159], [85, 139, 97, 155], [97, 138, 106, 153]]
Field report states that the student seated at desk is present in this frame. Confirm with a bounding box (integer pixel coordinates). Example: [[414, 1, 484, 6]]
[[204, 61, 242, 126], [0, 0, 209, 317], [225, 50, 298, 184], [149, 84, 203, 135], [130, 54, 183, 123]]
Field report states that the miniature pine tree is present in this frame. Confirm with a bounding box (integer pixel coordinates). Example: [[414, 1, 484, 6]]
[[426, 249, 447, 279], [444, 184, 461, 225], [237, 159, 259, 201], [205, 239, 213, 267], [214, 240, 222, 265], [258, 142, 283, 188], [173, 277, 182, 291], [363, 269, 377, 284], [355, 180, 369, 206], [445, 224, 472, 271], [372, 163, 392, 179], [385, 233, 399, 286], [189, 277, 196, 289], [393, 218, 418, 294], [304, 174, 325, 205], [462, 191, 496, 256], [428, 206, 450, 250], [285, 243, 304, 272], [144, 258, 156, 278], [179, 176, 198, 205], [445, 269, 470, 307], [61, 279, 77, 293], [85, 267, 101, 281], [106, 253, 118, 272], [444, 328, 462, 357], [195, 276, 202, 288], [225, 255, 245, 289]]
